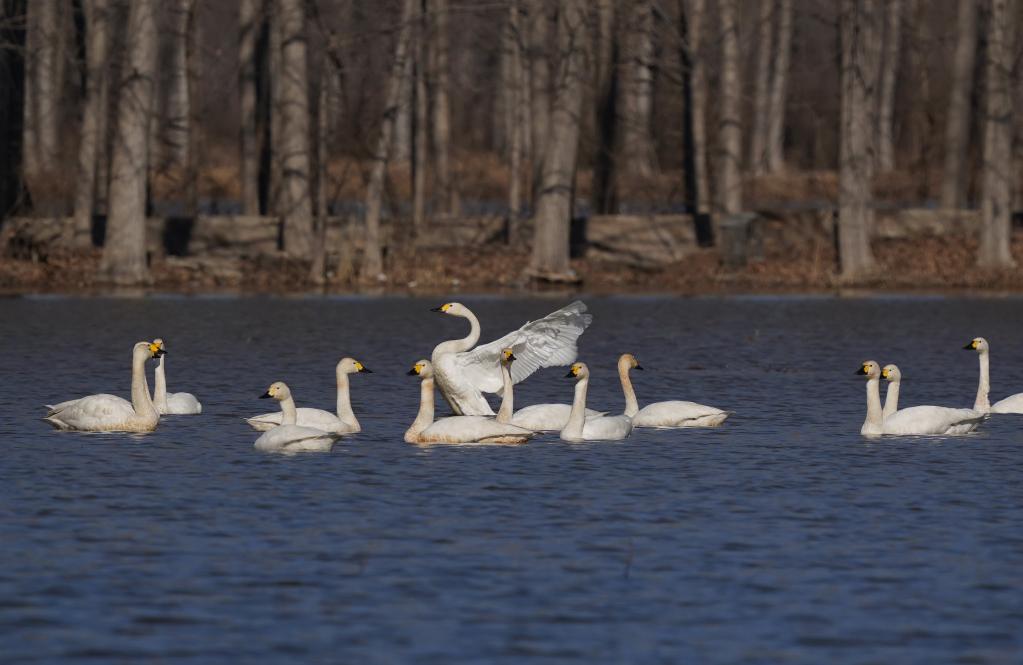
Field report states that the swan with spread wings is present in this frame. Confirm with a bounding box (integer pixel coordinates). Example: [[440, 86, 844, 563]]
[[429, 301, 593, 416]]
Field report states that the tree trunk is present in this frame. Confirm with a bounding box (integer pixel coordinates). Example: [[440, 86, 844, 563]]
[[430, 0, 456, 214], [620, 0, 657, 177], [749, 0, 774, 174], [716, 0, 742, 215], [268, 6, 283, 216], [184, 0, 200, 217], [765, 0, 791, 173], [162, 0, 192, 174], [362, 0, 417, 280], [0, 0, 27, 220], [310, 64, 331, 284], [506, 0, 526, 231], [276, 0, 313, 257], [905, 0, 932, 190], [239, 0, 261, 215], [392, 40, 413, 162], [99, 0, 157, 285], [687, 0, 710, 214], [23, 0, 66, 213], [71, 0, 111, 247], [680, 0, 711, 244], [527, 0, 551, 207], [976, 0, 1016, 268], [527, 0, 587, 280], [837, 0, 877, 279], [875, 0, 901, 172], [412, 0, 428, 239], [940, 0, 978, 209], [590, 0, 617, 215]]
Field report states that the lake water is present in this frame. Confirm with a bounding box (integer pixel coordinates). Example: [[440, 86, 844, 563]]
[[2, 295, 1022, 664]]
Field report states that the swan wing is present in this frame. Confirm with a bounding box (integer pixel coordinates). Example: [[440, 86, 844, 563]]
[[991, 393, 1023, 414], [44, 394, 136, 430], [510, 404, 607, 431], [456, 301, 593, 394], [633, 401, 730, 428], [883, 406, 986, 435], [246, 407, 356, 433], [420, 416, 534, 444], [570, 414, 633, 441], [254, 425, 339, 453], [165, 392, 202, 415]]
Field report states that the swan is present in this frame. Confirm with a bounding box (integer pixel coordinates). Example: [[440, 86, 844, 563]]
[[857, 360, 986, 436], [560, 362, 633, 442], [44, 341, 165, 432], [494, 348, 605, 431], [246, 357, 371, 433], [881, 364, 900, 419], [150, 339, 202, 415], [253, 382, 340, 453], [617, 353, 730, 428], [963, 337, 1023, 414], [430, 301, 592, 416], [405, 359, 534, 444]]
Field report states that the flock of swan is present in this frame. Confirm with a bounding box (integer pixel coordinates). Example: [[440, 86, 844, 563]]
[[42, 301, 730, 452], [41, 300, 1021, 451], [857, 337, 1023, 436]]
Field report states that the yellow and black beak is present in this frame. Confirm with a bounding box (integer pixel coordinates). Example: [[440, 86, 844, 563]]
[[881, 368, 890, 379], [506, 352, 517, 361], [355, 361, 372, 373], [855, 365, 869, 375], [635, 363, 644, 370], [430, 306, 444, 312], [407, 366, 420, 376], [259, 390, 272, 399], [963, 341, 976, 350], [149, 342, 166, 358], [430, 304, 451, 313]]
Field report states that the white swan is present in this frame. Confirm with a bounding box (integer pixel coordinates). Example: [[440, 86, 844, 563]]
[[44, 341, 164, 432], [405, 359, 534, 444], [253, 382, 340, 453], [858, 360, 986, 436], [964, 337, 1023, 414], [246, 357, 371, 433], [430, 301, 592, 416], [617, 353, 730, 428], [494, 348, 605, 431], [150, 339, 202, 415], [560, 363, 633, 442], [881, 364, 900, 419]]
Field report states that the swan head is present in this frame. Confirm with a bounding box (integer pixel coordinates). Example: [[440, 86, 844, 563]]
[[337, 357, 372, 375], [260, 381, 292, 401], [881, 364, 901, 382], [565, 362, 590, 379], [407, 359, 434, 378], [618, 353, 643, 370], [964, 337, 989, 353], [135, 340, 165, 360], [856, 360, 881, 379], [501, 348, 516, 365], [150, 339, 167, 359], [430, 302, 468, 316]]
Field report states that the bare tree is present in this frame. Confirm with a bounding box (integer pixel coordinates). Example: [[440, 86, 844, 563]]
[[716, 0, 742, 215], [505, 0, 527, 233], [940, 0, 978, 209], [238, 0, 261, 215], [363, 0, 417, 280], [23, 0, 67, 212], [749, 0, 774, 174], [527, 0, 551, 204], [71, 0, 111, 247], [100, 0, 158, 284], [976, 0, 1016, 268], [392, 40, 413, 162], [620, 0, 657, 176], [875, 0, 901, 172], [430, 0, 456, 214], [837, 0, 877, 279], [412, 0, 428, 237], [0, 0, 28, 219], [527, 0, 587, 281], [765, 0, 791, 173], [686, 0, 710, 213], [276, 0, 314, 257], [591, 0, 617, 214]]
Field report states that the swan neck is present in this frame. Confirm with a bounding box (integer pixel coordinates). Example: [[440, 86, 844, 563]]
[[153, 355, 169, 409], [435, 309, 481, 355], [882, 380, 899, 419], [130, 351, 158, 421], [563, 377, 589, 437], [280, 396, 298, 425], [335, 372, 357, 427], [863, 377, 883, 430], [496, 362, 514, 423], [619, 362, 639, 417], [975, 351, 991, 412], [406, 378, 436, 442]]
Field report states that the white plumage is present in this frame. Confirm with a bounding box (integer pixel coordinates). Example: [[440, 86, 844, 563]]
[[964, 337, 1023, 414], [617, 353, 730, 428], [560, 362, 633, 442], [151, 339, 202, 415], [430, 301, 592, 416], [253, 382, 339, 453], [247, 357, 371, 433], [493, 347, 604, 431]]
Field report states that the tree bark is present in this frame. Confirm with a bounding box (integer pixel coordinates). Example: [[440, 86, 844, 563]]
[[412, 0, 428, 238], [392, 39, 413, 162], [977, 0, 1016, 268], [765, 0, 791, 173], [310, 64, 332, 284], [716, 0, 742, 215], [0, 0, 28, 220], [940, 0, 978, 209], [620, 0, 657, 177], [362, 0, 417, 280], [506, 0, 526, 239], [527, 0, 551, 207], [239, 0, 261, 215], [71, 0, 111, 247], [276, 0, 313, 257], [686, 0, 710, 214], [162, 0, 192, 174], [23, 0, 66, 212], [99, 0, 158, 285], [875, 0, 901, 172], [837, 0, 877, 279], [749, 0, 774, 174], [430, 0, 456, 214], [527, 0, 587, 280], [591, 0, 617, 214]]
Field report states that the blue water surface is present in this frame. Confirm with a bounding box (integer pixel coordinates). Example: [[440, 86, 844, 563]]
[[2, 295, 1022, 664]]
